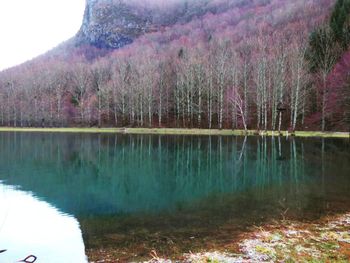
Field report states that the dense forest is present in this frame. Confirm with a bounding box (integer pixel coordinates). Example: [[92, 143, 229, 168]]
[[0, 0, 349, 131]]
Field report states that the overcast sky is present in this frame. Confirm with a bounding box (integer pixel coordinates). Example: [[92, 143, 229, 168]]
[[0, 0, 86, 71]]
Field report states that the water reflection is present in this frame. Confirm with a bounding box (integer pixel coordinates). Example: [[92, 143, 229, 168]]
[[0, 183, 87, 263], [0, 133, 349, 216], [0, 132, 349, 260]]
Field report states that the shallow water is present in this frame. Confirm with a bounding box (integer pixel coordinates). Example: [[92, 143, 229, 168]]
[[0, 184, 87, 263], [0, 132, 349, 261]]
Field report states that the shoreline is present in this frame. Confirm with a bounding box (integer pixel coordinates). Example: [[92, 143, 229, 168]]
[[0, 127, 349, 138], [87, 212, 350, 262]]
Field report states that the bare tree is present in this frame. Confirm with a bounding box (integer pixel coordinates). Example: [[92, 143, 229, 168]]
[[228, 86, 247, 132], [70, 62, 92, 125], [92, 60, 111, 127], [307, 26, 341, 131], [290, 42, 308, 131]]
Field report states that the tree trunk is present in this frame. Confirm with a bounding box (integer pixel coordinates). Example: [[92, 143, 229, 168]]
[[321, 73, 327, 131], [278, 112, 282, 133], [159, 83, 162, 127]]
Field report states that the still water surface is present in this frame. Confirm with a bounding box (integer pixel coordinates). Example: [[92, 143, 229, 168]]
[[0, 132, 349, 261]]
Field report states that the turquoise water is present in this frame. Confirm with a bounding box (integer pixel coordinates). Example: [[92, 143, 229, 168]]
[[0, 132, 349, 261]]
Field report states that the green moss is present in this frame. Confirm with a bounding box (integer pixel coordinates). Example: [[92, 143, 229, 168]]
[[285, 258, 296, 263], [206, 258, 220, 263], [255, 245, 275, 257]]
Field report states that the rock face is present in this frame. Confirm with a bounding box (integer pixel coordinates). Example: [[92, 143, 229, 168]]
[[76, 0, 151, 49], [76, 0, 230, 50]]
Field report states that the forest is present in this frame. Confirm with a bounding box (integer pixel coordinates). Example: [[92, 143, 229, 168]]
[[0, 0, 349, 131]]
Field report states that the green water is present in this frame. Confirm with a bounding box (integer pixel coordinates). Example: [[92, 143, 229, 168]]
[[0, 132, 349, 261]]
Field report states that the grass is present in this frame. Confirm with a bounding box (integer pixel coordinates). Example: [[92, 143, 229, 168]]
[[0, 127, 349, 138], [87, 212, 350, 262]]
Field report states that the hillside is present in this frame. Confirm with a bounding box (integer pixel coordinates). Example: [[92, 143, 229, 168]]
[[0, 0, 348, 131], [76, 0, 242, 49]]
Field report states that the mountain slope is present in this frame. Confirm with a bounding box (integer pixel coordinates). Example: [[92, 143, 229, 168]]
[[75, 0, 271, 49], [1, 0, 348, 131]]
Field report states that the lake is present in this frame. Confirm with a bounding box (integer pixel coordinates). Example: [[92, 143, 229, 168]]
[[0, 132, 349, 262]]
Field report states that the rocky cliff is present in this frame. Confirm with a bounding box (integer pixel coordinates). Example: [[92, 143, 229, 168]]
[[75, 0, 233, 49], [76, 0, 150, 49]]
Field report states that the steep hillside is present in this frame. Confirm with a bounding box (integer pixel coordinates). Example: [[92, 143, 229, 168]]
[[75, 0, 250, 49], [1, 0, 348, 131], [76, 0, 150, 49]]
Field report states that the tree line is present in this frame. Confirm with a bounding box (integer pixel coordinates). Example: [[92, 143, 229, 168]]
[[0, 0, 348, 131]]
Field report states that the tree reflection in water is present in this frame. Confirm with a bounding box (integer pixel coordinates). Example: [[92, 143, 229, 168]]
[[0, 132, 349, 259]]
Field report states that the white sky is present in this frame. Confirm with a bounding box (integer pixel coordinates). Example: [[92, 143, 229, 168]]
[[0, 0, 86, 71]]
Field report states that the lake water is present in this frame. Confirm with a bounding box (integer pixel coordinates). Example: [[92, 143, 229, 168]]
[[0, 132, 349, 262]]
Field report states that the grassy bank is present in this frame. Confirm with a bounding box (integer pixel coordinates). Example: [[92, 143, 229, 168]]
[[184, 212, 350, 263], [87, 212, 350, 262], [0, 127, 349, 138]]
